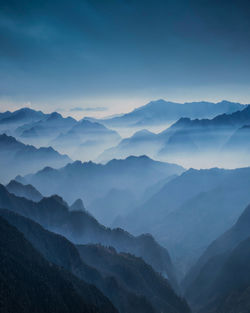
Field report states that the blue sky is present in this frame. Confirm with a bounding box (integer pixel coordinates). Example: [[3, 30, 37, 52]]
[[0, 0, 250, 117]]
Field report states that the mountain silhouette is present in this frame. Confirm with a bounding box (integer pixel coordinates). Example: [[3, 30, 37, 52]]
[[16, 155, 184, 208], [0, 214, 118, 313], [99, 105, 250, 167], [0, 209, 190, 313], [87, 99, 244, 127], [0, 133, 71, 183], [6, 180, 43, 201], [51, 119, 121, 160], [116, 167, 250, 277], [183, 203, 250, 313], [0, 183, 179, 290]]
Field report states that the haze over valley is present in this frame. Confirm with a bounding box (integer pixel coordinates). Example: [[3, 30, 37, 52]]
[[1, 1, 250, 312]]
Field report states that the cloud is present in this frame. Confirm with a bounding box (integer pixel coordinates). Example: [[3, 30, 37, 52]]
[[70, 106, 108, 112]]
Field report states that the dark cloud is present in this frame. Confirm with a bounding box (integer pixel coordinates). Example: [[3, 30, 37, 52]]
[[0, 0, 250, 107]]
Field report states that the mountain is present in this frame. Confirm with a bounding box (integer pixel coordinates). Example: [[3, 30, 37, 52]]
[[77, 244, 190, 313], [0, 214, 117, 313], [17, 111, 77, 146], [183, 204, 250, 296], [158, 104, 250, 167], [89, 188, 137, 226], [0, 108, 120, 161], [0, 133, 71, 183], [0, 209, 153, 313], [98, 129, 161, 162], [51, 119, 121, 160], [159, 129, 199, 156], [99, 105, 250, 167], [141, 174, 179, 203], [6, 180, 43, 201], [0, 184, 179, 290], [223, 124, 250, 155], [0, 209, 190, 313], [0, 110, 12, 120], [0, 108, 47, 133], [182, 204, 250, 313], [115, 167, 250, 277], [87, 99, 244, 127], [185, 236, 250, 313], [17, 155, 184, 208], [161, 103, 250, 149], [11, 111, 121, 161], [70, 198, 86, 212]]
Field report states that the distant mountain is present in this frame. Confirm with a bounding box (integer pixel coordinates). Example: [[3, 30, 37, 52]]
[[16, 111, 77, 146], [0, 108, 47, 132], [0, 133, 71, 183], [158, 104, 250, 158], [89, 188, 137, 226], [87, 99, 244, 127], [0, 184, 179, 290], [70, 198, 86, 212], [100, 104, 250, 167], [0, 209, 190, 313], [183, 204, 250, 293], [55, 119, 120, 144], [6, 180, 43, 201], [141, 174, 178, 203], [0, 215, 117, 313], [98, 129, 161, 162], [115, 167, 250, 277], [183, 204, 250, 312], [223, 124, 250, 153], [7, 110, 121, 160], [0, 110, 12, 120], [17, 155, 184, 208], [187, 237, 250, 313], [51, 119, 121, 160]]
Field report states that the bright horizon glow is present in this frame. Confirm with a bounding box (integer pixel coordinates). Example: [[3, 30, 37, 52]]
[[1, 0, 250, 119], [1, 85, 250, 120]]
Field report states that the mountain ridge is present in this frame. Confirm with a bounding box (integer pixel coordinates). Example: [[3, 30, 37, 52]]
[[85, 99, 245, 127], [0, 133, 71, 183]]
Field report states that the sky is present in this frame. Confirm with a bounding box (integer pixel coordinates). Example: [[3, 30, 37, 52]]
[[0, 0, 250, 118]]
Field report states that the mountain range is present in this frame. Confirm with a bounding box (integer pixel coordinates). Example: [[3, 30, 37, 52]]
[[1, 101, 250, 313], [0, 208, 190, 313], [115, 167, 250, 277], [6, 179, 43, 201], [183, 203, 250, 313], [17, 111, 77, 146], [86, 99, 244, 127], [0, 133, 71, 183], [0, 183, 179, 290], [0, 107, 47, 133], [0, 214, 117, 313], [99, 104, 250, 168], [2, 102, 249, 167], [0, 108, 121, 161], [16, 155, 184, 221], [50, 119, 121, 161]]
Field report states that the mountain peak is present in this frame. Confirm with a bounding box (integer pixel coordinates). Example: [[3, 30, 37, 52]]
[[47, 112, 62, 120], [0, 133, 18, 143], [40, 194, 69, 208], [132, 129, 155, 138], [127, 154, 151, 161], [70, 198, 85, 212], [6, 180, 43, 202]]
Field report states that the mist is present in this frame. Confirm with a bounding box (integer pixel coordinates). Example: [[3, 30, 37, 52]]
[[2, 1, 250, 312]]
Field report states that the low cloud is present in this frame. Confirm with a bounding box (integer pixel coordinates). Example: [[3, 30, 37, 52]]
[[70, 106, 108, 112]]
